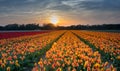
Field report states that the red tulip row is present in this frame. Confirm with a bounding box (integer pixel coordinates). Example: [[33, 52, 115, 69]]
[[0, 31, 49, 39], [0, 31, 49, 46]]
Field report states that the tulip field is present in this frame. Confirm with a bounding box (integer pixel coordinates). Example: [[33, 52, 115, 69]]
[[0, 30, 120, 71]]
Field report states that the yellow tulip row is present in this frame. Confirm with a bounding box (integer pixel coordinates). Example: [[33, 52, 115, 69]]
[[79, 30, 120, 43], [72, 30, 120, 57], [33, 31, 116, 71], [0, 31, 65, 71]]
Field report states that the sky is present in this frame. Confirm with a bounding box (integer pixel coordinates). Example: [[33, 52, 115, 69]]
[[0, 0, 120, 26]]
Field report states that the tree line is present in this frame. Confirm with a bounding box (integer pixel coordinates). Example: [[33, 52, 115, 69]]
[[0, 23, 120, 30]]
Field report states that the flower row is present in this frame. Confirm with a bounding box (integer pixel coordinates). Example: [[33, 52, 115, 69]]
[[33, 31, 116, 71], [0, 31, 65, 71], [72, 30, 120, 57]]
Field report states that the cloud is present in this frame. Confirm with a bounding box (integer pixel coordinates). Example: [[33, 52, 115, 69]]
[[0, 0, 120, 25], [0, 0, 49, 9], [48, 4, 73, 11], [25, 0, 37, 2], [0, 0, 50, 14], [79, 0, 120, 11], [61, 0, 81, 7], [1, 0, 120, 14]]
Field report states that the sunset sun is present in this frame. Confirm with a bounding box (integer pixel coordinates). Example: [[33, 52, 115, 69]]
[[50, 16, 59, 25]]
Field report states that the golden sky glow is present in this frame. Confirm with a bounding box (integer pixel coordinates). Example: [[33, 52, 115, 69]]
[[0, 0, 120, 26], [50, 15, 59, 25]]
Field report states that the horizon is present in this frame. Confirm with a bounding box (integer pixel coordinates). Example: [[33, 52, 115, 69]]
[[0, 0, 120, 26], [0, 23, 120, 27]]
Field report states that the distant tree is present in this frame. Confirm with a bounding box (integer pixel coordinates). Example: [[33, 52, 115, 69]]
[[43, 23, 55, 30], [4, 24, 19, 30], [25, 24, 40, 30], [0, 23, 120, 30], [19, 24, 25, 30], [0, 26, 3, 30]]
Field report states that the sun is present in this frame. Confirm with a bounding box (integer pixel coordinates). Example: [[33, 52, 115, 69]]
[[50, 16, 59, 25]]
